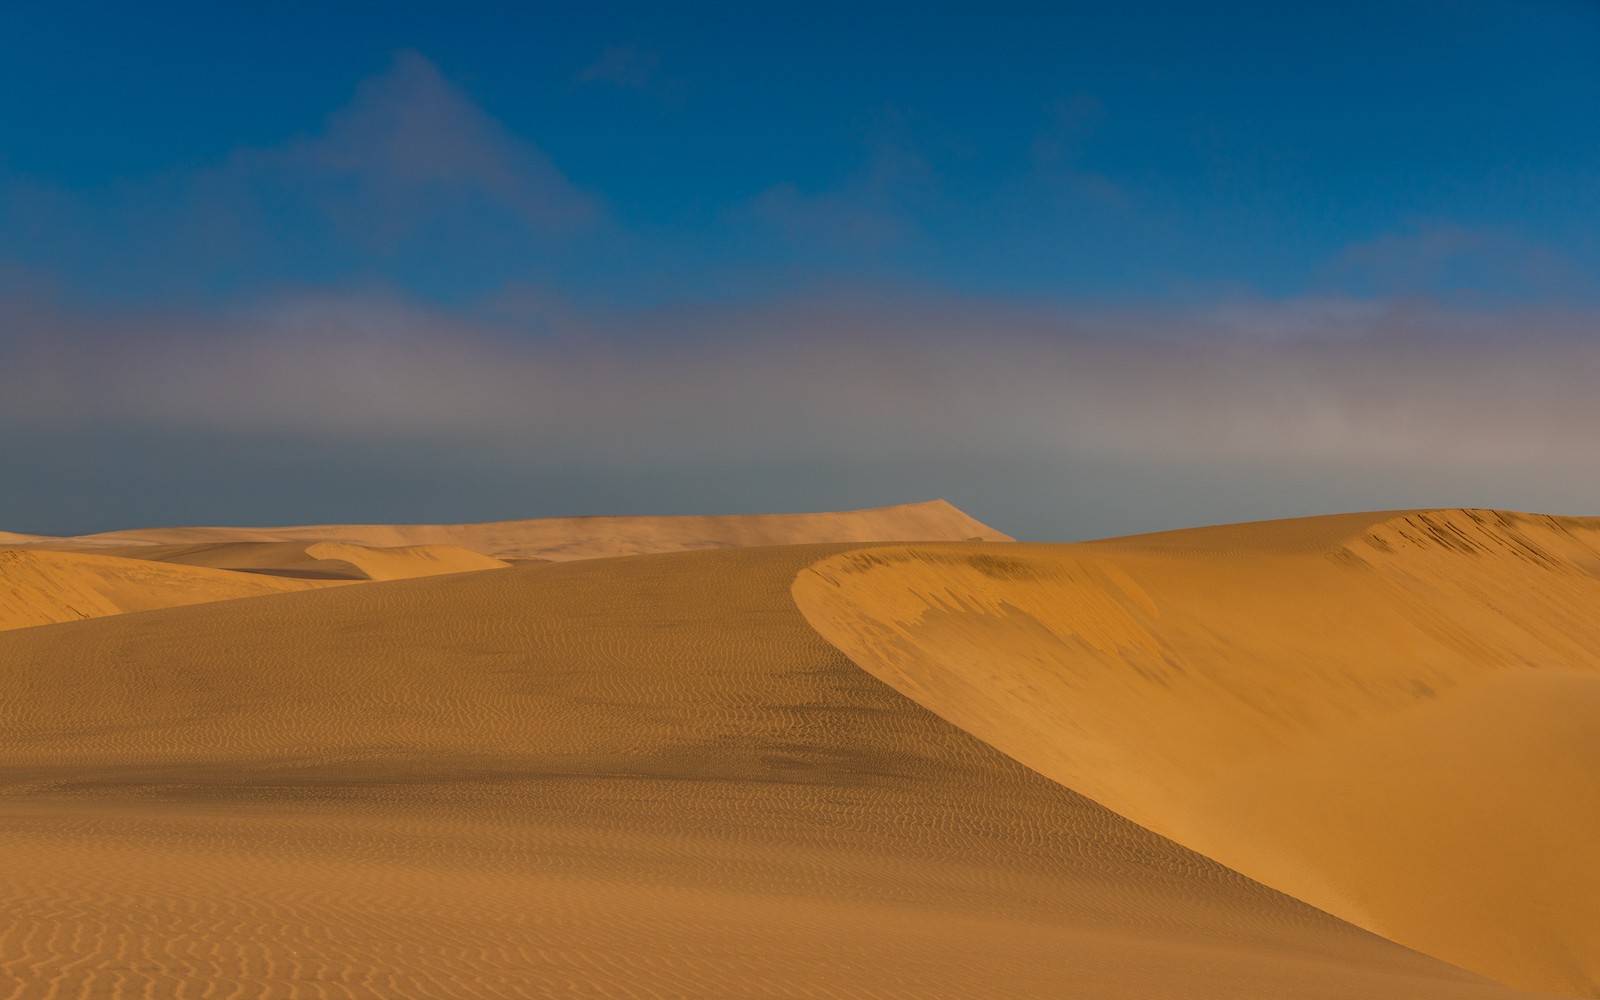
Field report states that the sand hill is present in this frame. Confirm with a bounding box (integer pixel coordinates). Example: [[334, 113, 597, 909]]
[[0, 547, 338, 631], [0, 500, 998, 631], [76, 539, 512, 581], [0, 539, 507, 632], [62, 498, 1011, 560], [0, 531, 56, 544], [794, 509, 1600, 995], [0, 541, 1531, 999]]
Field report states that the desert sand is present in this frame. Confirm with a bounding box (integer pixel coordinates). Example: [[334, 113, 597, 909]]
[[76, 539, 511, 581], [0, 532, 55, 544], [796, 508, 1600, 995], [55, 498, 1012, 561], [0, 547, 339, 631], [0, 502, 1583, 997]]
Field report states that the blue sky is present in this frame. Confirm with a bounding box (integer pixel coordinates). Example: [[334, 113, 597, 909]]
[[2, 2, 1598, 538]]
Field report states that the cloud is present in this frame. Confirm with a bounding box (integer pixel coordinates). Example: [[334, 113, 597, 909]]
[[576, 45, 662, 90], [6, 287, 1598, 482], [0, 51, 598, 300], [1026, 94, 1126, 210], [739, 122, 939, 256], [271, 50, 596, 235], [5, 283, 1598, 538], [1323, 221, 1588, 303]]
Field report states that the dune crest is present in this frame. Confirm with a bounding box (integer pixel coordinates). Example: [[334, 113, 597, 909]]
[[0, 547, 338, 632], [1, 502, 995, 632], [794, 509, 1600, 996], [0, 531, 57, 544], [62, 499, 1012, 561], [64, 539, 512, 581]]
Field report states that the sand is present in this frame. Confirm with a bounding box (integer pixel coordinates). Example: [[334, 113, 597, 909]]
[[0, 547, 338, 631], [0, 531, 56, 544], [60, 498, 1012, 560], [0, 538, 509, 631], [0, 539, 1534, 999], [72, 539, 512, 581], [795, 508, 1600, 995], [0, 500, 999, 630]]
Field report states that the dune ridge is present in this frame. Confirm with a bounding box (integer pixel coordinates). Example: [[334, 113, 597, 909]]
[[58, 539, 513, 581], [0, 531, 56, 544], [0, 547, 339, 631], [0, 501, 994, 631], [793, 508, 1600, 996], [0, 543, 1531, 998], [56, 498, 1012, 560]]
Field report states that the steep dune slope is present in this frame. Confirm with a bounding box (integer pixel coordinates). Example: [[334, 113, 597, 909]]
[[0, 545, 1525, 999], [67, 498, 1012, 560], [794, 509, 1600, 996], [0, 547, 337, 631]]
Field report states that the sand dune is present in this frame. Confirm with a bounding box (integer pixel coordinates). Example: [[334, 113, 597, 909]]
[[0, 543, 1528, 999], [794, 509, 1600, 995], [63, 498, 1011, 560], [0, 500, 987, 629], [0, 531, 57, 544], [66, 539, 512, 581], [0, 546, 337, 631]]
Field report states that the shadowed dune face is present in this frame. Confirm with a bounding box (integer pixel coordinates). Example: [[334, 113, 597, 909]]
[[793, 509, 1600, 996], [0, 545, 1526, 999], [67, 498, 1013, 560]]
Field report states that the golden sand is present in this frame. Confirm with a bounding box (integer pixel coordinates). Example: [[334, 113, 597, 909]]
[[795, 509, 1600, 995], [0, 503, 1581, 996], [0, 547, 338, 631], [62, 498, 1012, 560]]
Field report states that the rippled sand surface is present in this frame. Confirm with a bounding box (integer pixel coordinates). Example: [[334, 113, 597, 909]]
[[0, 504, 1580, 997]]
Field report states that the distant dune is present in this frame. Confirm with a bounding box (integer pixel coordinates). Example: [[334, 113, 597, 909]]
[[75, 539, 511, 581], [0, 547, 337, 631], [795, 509, 1600, 995], [0, 539, 506, 631], [0, 541, 1526, 999], [0, 500, 1002, 629], [62, 498, 1012, 560]]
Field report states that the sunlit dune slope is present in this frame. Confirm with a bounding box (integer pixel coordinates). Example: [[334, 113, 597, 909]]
[[0, 545, 1526, 999], [69, 539, 511, 581], [0, 547, 337, 631], [794, 509, 1600, 996], [0, 531, 57, 544], [66, 498, 1011, 560]]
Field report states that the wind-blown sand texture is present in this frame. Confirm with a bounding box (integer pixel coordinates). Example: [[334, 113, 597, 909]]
[[60, 498, 1012, 560], [0, 538, 1536, 999], [2, 503, 1588, 997], [795, 509, 1600, 995]]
